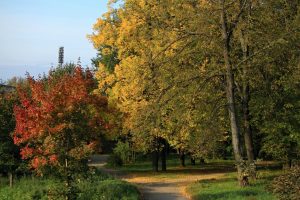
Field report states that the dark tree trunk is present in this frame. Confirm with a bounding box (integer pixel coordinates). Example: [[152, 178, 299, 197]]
[[161, 148, 167, 171], [152, 150, 159, 172], [179, 150, 185, 167], [242, 85, 255, 162], [238, 0, 255, 164], [191, 158, 196, 165], [200, 158, 205, 165], [161, 139, 167, 171], [238, 0, 256, 180], [219, 0, 247, 186]]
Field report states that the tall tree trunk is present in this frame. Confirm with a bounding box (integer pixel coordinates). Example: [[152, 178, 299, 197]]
[[152, 150, 159, 172], [238, 0, 255, 164], [219, 0, 248, 186], [238, 0, 256, 180], [161, 138, 167, 171], [242, 86, 255, 163], [242, 84, 256, 180], [243, 83, 255, 163]]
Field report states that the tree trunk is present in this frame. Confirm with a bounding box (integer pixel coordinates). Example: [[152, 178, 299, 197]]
[[191, 158, 196, 165], [200, 158, 205, 165], [179, 150, 185, 167], [152, 150, 159, 172], [8, 172, 13, 188], [238, 0, 255, 164], [243, 86, 256, 180], [161, 148, 167, 171], [242, 86, 255, 162], [161, 139, 167, 171], [238, 0, 256, 180], [219, 0, 247, 186]]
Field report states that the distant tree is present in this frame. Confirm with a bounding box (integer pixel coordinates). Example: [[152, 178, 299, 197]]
[[49, 62, 77, 79], [6, 77, 27, 87]]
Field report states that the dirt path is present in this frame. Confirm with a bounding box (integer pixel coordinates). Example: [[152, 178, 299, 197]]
[[122, 173, 227, 200], [89, 155, 228, 200]]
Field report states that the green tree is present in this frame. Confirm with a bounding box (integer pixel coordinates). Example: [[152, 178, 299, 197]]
[[0, 91, 21, 187], [248, 0, 300, 164]]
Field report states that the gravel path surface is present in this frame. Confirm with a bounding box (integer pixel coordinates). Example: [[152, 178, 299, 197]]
[[137, 181, 186, 200]]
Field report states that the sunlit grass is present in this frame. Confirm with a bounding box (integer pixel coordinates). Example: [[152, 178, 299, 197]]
[[186, 170, 282, 200]]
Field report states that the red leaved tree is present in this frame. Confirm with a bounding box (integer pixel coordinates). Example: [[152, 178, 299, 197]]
[[13, 67, 109, 198]]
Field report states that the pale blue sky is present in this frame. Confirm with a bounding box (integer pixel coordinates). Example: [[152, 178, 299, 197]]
[[0, 0, 108, 81]]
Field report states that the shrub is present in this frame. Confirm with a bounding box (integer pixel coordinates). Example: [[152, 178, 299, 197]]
[[113, 141, 132, 164], [271, 166, 300, 200], [107, 154, 123, 168]]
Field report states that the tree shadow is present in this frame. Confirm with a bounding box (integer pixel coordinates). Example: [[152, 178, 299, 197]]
[[119, 161, 236, 178]]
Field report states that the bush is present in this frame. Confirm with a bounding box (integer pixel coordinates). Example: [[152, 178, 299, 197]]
[[113, 141, 132, 164], [107, 154, 123, 168], [271, 166, 300, 200]]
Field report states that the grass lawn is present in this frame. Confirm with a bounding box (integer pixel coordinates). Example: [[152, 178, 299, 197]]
[[0, 170, 140, 200], [110, 154, 237, 179], [186, 169, 282, 200], [110, 153, 282, 200]]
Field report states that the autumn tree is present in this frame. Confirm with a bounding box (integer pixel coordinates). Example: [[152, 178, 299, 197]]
[[91, 0, 300, 185], [90, 0, 230, 171], [13, 67, 109, 199]]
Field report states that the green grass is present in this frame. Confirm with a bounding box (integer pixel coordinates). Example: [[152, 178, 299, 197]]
[[0, 177, 56, 200], [112, 154, 282, 200], [112, 154, 236, 179], [187, 170, 282, 200], [0, 171, 140, 200]]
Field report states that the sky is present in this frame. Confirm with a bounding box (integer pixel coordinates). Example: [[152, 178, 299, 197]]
[[0, 0, 109, 81]]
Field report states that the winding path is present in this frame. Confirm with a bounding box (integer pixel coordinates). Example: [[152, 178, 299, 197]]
[[89, 155, 229, 200]]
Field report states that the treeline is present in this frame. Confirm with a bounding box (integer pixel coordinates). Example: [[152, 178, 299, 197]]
[[89, 0, 300, 186]]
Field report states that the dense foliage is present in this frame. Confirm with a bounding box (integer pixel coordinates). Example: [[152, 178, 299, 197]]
[[90, 0, 300, 185], [12, 66, 111, 199], [271, 166, 300, 200], [0, 1, 299, 199]]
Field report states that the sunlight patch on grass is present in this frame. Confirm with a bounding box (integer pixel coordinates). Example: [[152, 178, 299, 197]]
[[186, 170, 281, 200]]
